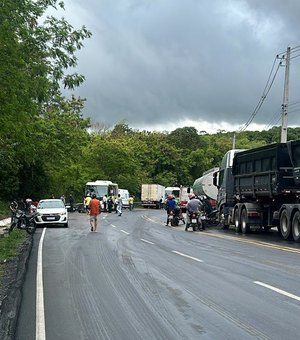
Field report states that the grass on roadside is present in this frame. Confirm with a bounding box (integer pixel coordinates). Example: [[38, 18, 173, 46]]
[[0, 229, 28, 263], [0, 200, 10, 220]]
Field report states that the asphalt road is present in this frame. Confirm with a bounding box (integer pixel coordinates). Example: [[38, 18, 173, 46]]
[[16, 209, 300, 340]]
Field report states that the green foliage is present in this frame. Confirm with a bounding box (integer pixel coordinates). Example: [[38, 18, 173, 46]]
[[0, 0, 91, 201], [0, 229, 27, 263]]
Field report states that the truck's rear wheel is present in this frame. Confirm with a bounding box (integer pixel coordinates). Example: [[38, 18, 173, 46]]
[[292, 211, 300, 242], [241, 209, 249, 234], [280, 209, 291, 239], [234, 209, 241, 233]]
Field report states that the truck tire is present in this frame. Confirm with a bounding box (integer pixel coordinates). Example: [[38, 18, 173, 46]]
[[292, 211, 300, 242], [220, 207, 229, 230], [234, 208, 241, 233], [280, 209, 291, 240], [241, 209, 249, 234]]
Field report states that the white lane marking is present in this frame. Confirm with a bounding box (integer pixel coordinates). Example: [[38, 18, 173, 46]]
[[172, 250, 203, 262], [110, 224, 117, 228], [140, 238, 155, 245], [254, 281, 300, 302], [120, 229, 129, 235], [36, 227, 46, 340]]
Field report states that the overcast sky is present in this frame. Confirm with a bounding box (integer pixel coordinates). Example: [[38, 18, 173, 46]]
[[58, 0, 300, 133]]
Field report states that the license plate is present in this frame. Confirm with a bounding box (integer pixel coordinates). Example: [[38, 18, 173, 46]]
[[192, 219, 197, 223], [46, 216, 55, 220]]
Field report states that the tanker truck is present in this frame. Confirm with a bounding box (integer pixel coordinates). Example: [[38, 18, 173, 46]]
[[193, 167, 219, 203], [213, 140, 300, 242]]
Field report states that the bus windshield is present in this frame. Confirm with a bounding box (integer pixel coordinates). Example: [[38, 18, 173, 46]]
[[85, 181, 118, 199], [165, 187, 180, 199]]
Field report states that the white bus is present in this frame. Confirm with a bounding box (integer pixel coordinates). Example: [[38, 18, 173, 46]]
[[165, 186, 180, 199], [85, 180, 118, 200]]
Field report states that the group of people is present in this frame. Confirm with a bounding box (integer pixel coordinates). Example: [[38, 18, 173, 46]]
[[165, 193, 209, 230]]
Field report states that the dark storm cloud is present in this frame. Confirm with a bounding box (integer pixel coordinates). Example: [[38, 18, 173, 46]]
[[62, 0, 300, 132]]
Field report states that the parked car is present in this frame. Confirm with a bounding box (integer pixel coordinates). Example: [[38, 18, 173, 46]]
[[35, 199, 69, 227]]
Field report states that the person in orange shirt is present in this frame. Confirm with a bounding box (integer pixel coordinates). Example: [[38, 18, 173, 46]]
[[88, 194, 101, 232]]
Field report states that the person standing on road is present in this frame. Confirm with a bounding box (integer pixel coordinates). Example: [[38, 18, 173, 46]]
[[129, 195, 134, 211], [89, 194, 101, 232], [84, 194, 92, 214], [116, 194, 123, 216], [107, 196, 113, 213], [69, 194, 74, 212], [102, 194, 107, 212]]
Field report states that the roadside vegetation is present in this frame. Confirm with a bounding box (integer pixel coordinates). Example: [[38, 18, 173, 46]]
[[0, 230, 27, 263]]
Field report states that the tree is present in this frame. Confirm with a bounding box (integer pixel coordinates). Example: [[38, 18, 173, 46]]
[[0, 0, 92, 199]]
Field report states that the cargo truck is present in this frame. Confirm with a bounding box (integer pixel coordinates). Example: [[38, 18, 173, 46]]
[[178, 186, 193, 212], [213, 140, 300, 241], [141, 184, 165, 209]]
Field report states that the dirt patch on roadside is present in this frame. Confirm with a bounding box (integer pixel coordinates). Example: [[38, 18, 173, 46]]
[[0, 237, 32, 340]]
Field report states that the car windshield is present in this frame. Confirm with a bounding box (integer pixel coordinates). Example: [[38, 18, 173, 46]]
[[38, 200, 65, 209]]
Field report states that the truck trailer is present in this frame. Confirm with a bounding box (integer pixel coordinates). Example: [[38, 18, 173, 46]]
[[214, 140, 300, 241], [141, 184, 165, 209]]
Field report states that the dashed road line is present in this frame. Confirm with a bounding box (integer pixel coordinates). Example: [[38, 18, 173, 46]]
[[254, 281, 300, 302], [140, 238, 155, 245], [120, 229, 129, 235], [172, 250, 203, 262]]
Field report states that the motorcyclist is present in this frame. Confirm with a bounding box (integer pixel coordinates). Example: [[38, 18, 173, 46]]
[[165, 194, 176, 226], [185, 193, 203, 231], [199, 195, 213, 215], [25, 198, 37, 214]]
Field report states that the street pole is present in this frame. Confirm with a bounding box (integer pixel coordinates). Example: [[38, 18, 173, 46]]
[[281, 46, 291, 143]]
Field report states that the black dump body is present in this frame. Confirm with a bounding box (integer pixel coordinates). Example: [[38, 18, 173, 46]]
[[288, 139, 300, 186], [232, 141, 300, 199]]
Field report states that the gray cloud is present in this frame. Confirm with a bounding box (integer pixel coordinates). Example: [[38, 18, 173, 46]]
[[62, 0, 300, 132]]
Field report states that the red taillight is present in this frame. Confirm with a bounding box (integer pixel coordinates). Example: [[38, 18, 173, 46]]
[[248, 211, 259, 217]]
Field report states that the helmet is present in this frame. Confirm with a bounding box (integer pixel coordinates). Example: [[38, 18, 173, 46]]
[[167, 194, 174, 199], [25, 198, 32, 204], [188, 193, 195, 199], [92, 194, 96, 199]]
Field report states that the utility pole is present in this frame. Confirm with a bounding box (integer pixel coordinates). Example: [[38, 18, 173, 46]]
[[281, 46, 291, 143], [232, 132, 236, 149]]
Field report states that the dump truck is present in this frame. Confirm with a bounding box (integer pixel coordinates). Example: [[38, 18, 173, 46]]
[[213, 140, 300, 241], [141, 184, 165, 209]]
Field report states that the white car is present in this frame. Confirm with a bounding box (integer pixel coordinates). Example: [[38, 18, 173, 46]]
[[35, 199, 69, 227]]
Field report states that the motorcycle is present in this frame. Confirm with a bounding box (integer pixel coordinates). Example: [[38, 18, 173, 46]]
[[201, 208, 219, 229], [9, 201, 37, 235], [185, 211, 203, 231], [167, 210, 177, 226]]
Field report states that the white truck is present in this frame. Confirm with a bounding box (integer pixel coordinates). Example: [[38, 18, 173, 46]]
[[178, 186, 193, 212], [141, 184, 165, 209], [118, 188, 129, 209]]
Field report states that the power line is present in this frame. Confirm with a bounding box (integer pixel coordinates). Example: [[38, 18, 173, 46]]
[[240, 46, 300, 132], [239, 56, 282, 132]]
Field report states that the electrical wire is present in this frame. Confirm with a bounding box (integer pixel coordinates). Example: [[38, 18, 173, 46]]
[[240, 46, 300, 132], [239, 56, 282, 132]]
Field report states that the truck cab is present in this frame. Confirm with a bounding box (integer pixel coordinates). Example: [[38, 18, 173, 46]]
[[214, 149, 245, 228]]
